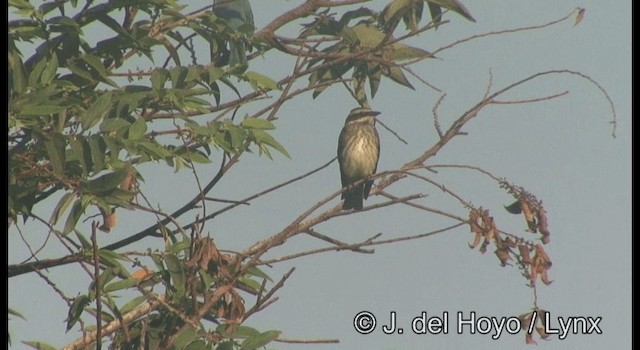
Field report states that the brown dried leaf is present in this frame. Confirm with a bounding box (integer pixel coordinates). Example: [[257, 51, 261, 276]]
[[188, 238, 222, 272], [494, 247, 512, 266], [501, 237, 516, 248], [525, 333, 538, 345], [120, 167, 137, 191], [529, 264, 538, 286], [532, 244, 553, 285], [534, 244, 552, 264], [99, 208, 117, 233], [229, 289, 245, 323], [574, 8, 586, 27], [479, 240, 489, 254], [536, 326, 551, 340], [518, 245, 532, 265], [469, 231, 482, 249], [537, 209, 551, 244], [469, 210, 483, 234], [520, 200, 537, 233], [539, 269, 553, 285]]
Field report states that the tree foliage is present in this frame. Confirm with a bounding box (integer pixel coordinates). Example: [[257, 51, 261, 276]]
[[8, 0, 613, 349]]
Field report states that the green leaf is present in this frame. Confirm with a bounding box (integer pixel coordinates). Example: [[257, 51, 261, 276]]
[[44, 133, 66, 177], [119, 295, 147, 314], [241, 117, 275, 130], [170, 66, 188, 89], [381, 0, 415, 27], [426, 0, 475, 22], [244, 71, 279, 92], [184, 340, 207, 350], [216, 341, 235, 350], [164, 254, 186, 299], [73, 229, 92, 250], [139, 141, 171, 158], [185, 65, 203, 83], [225, 125, 247, 151], [21, 104, 66, 115], [151, 68, 169, 91], [367, 63, 382, 98], [69, 136, 92, 176], [9, 49, 27, 93], [98, 250, 129, 275], [80, 54, 116, 87], [9, 0, 35, 11], [23, 341, 58, 350], [82, 169, 128, 193], [62, 199, 83, 235], [208, 67, 225, 82], [384, 66, 414, 90], [100, 117, 131, 133], [28, 54, 49, 87], [65, 294, 91, 331], [81, 54, 108, 79], [388, 43, 433, 61], [238, 277, 261, 293], [214, 0, 254, 32], [167, 239, 191, 254], [183, 150, 211, 164], [88, 135, 106, 173], [40, 54, 59, 84], [49, 192, 75, 225], [245, 266, 273, 282], [250, 130, 290, 159], [427, 2, 443, 27], [403, 0, 423, 31], [348, 23, 385, 48], [81, 92, 113, 130], [128, 118, 147, 140], [240, 330, 281, 350], [173, 325, 197, 350], [104, 278, 139, 293], [67, 62, 94, 82], [9, 307, 26, 321], [103, 188, 136, 207], [216, 324, 260, 338]]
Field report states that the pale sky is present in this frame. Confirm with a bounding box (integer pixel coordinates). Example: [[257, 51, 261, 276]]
[[8, 1, 631, 349]]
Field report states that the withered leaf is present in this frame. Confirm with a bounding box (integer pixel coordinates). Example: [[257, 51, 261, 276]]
[[518, 245, 532, 265]]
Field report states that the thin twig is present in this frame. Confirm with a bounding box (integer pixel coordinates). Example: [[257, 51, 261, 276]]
[[304, 228, 374, 254], [433, 10, 578, 56], [377, 119, 408, 145], [91, 222, 102, 350], [491, 91, 569, 104], [274, 337, 340, 344], [244, 267, 295, 319], [260, 223, 465, 265], [63, 298, 163, 350], [432, 93, 446, 139]]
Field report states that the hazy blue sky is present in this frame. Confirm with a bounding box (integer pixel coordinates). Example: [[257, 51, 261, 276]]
[[8, 1, 631, 349]]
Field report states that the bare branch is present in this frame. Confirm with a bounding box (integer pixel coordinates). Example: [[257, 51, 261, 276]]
[[304, 228, 374, 254], [63, 298, 163, 350], [433, 9, 579, 56], [275, 337, 340, 344], [491, 91, 569, 104], [260, 223, 465, 265]]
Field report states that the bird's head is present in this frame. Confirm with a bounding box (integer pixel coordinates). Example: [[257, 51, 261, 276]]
[[345, 107, 381, 125]]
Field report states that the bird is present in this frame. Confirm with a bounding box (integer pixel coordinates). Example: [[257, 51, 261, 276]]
[[337, 107, 381, 210]]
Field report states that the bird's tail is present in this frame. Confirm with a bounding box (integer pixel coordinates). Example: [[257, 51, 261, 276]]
[[343, 185, 364, 210]]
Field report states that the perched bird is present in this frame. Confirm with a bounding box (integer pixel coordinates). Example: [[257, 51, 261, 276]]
[[337, 107, 381, 210]]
